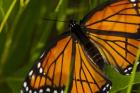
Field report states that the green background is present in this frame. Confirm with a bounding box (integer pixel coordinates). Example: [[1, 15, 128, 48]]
[[0, 0, 140, 93]]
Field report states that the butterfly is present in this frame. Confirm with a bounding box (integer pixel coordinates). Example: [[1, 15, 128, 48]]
[[21, 0, 140, 93]]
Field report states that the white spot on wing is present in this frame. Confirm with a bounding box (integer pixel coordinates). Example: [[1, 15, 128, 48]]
[[29, 90, 32, 93], [40, 52, 45, 59], [23, 82, 27, 87], [54, 90, 58, 93], [26, 87, 29, 92], [39, 89, 43, 93], [126, 73, 130, 75], [43, 72, 46, 75], [103, 87, 106, 91], [106, 84, 109, 87], [61, 90, 64, 93], [20, 90, 23, 93], [130, 0, 136, 2], [29, 70, 33, 76], [128, 67, 132, 70], [46, 88, 50, 92], [124, 69, 128, 73], [39, 68, 43, 73], [133, 3, 136, 6], [37, 62, 41, 68]]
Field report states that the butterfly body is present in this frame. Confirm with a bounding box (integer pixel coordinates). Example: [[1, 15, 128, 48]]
[[70, 20, 105, 68]]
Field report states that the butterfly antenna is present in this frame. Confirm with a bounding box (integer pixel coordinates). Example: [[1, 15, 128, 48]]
[[43, 18, 69, 23]]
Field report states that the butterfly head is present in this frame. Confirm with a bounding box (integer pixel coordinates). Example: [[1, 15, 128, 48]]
[[69, 20, 77, 28]]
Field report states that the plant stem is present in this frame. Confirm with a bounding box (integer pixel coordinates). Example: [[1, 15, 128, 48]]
[[0, 0, 17, 32], [126, 46, 140, 93]]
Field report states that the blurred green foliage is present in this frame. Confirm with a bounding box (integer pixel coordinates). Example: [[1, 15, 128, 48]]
[[0, 0, 140, 93]]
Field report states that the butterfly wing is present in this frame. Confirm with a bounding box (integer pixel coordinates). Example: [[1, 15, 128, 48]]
[[71, 42, 111, 93], [21, 32, 75, 93], [21, 31, 112, 93], [81, 0, 140, 75]]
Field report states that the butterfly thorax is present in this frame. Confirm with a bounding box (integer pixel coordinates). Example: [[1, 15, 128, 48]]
[[69, 20, 88, 43], [69, 20, 105, 69]]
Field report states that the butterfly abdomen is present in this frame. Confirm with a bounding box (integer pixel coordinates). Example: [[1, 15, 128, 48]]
[[84, 42, 105, 69]]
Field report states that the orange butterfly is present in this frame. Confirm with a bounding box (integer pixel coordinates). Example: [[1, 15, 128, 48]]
[[21, 0, 140, 93]]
